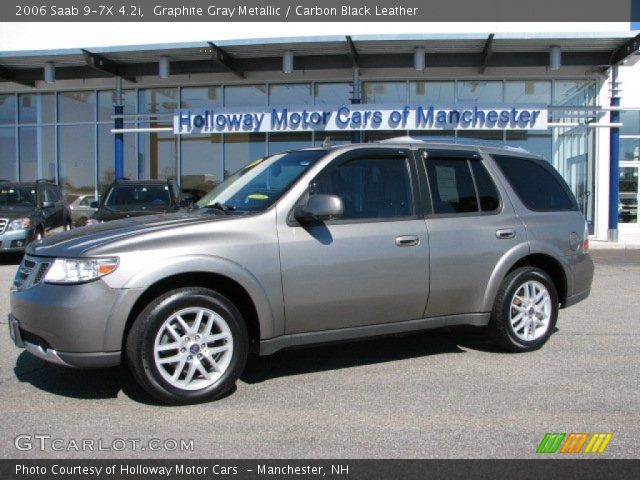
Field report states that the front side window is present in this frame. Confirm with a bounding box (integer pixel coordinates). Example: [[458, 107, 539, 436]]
[[105, 184, 171, 210], [311, 156, 414, 220], [492, 155, 578, 212]]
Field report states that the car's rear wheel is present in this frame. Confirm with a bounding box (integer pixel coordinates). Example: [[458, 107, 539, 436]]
[[126, 287, 248, 405], [489, 266, 558, 352]]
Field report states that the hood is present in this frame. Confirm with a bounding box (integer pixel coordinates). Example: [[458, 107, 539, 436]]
[[27, 209, 237, 258], [0, 206, 36, 220]]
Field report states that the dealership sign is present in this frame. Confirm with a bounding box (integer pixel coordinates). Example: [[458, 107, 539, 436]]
[[174, 104, 548, 134]]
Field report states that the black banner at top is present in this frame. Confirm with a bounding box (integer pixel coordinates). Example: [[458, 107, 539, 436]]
[[3, 0, 640, 22], [2, 459, 640, 480]]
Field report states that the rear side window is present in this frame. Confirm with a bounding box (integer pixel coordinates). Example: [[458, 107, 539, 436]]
[[471, 161, 501, 211], [311, 156, 414, 220], [492, 155, 577, 211], [425, 157, 500, 214]]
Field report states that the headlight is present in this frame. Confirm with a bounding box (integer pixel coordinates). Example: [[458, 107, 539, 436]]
[[84, 218, 102, 226], [44, 257, 119, 284], [7, 218, 32, 231]]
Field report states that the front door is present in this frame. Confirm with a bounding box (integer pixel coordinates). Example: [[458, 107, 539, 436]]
[[619, 164, 640, 227], [278, 149, 430, 334]]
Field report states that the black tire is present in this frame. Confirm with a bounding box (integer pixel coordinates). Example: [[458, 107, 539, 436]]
[[126, 287, 248, 405], [64, 219, 72, 231], [489, 266, 558, 352]]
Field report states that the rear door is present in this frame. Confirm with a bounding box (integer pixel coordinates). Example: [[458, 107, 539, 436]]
[[278, 148, 430, 334], [417, 148, 527, 317]]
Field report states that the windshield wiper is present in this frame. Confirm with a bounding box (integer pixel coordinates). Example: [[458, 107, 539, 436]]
[[204, 202, 237, 214]]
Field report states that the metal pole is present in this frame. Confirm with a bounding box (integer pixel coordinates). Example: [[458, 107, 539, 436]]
[[608, 66, 620, 242], [351, 67, 361, 144], [114, 77, 124, 180]]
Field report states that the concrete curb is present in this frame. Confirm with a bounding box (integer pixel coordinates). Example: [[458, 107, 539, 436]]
[[588, 241, 640, 250]]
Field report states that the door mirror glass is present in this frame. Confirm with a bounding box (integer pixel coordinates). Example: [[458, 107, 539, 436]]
[[294, 194, 344, 222], [41, 200, 54, 209]]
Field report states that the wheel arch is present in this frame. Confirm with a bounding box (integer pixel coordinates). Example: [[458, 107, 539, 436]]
[[120, 271, 262, 356], [483, 245, 569, 311]]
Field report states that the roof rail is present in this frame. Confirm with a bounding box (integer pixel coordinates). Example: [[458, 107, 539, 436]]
[[0, 179, 11, 183], [377, 136, 426, 144], [35, 178, 56, 184], [113, 177, 131, 184]]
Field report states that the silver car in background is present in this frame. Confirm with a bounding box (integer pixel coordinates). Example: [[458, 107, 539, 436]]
[[9, 139, 594, 404], [68, 194, 97, 227]]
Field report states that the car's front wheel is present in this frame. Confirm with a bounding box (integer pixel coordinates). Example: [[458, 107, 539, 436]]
[[489, 266, 558, 352], [126, 287, 248, 405]]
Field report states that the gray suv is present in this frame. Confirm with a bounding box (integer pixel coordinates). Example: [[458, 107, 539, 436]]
[[8, 140, 594, 404]]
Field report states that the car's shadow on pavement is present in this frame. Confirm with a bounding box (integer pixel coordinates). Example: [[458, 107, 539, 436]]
[[14, 327, 503, 404], [13, 352, 168, 406], [241, 327, 500, 384]]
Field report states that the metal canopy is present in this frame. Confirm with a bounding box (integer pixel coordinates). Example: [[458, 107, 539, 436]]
[[0, 33, 638, 86]]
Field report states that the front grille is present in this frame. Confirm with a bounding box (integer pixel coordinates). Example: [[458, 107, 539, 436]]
[[13, 256, 50, 290], [0, 218, 8, 234]]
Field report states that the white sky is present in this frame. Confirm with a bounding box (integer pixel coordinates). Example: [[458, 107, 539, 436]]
[[0, 22, 633, 52]]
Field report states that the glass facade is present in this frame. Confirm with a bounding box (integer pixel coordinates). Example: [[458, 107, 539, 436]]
[[0, 79, 600, 229]]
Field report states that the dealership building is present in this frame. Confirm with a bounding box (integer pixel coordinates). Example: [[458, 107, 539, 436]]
[[1, 30, 640, 242]]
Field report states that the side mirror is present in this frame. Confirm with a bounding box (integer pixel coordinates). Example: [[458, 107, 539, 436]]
[[90, 201, 99, 208], [294, 194, 344, 223], [41, 200, 54, 209]]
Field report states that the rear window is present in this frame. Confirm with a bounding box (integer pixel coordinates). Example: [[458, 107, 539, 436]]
[[492, 155, 578, 212]]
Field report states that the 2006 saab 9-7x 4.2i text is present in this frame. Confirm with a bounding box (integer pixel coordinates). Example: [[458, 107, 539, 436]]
[[9, 139, 594, 405]]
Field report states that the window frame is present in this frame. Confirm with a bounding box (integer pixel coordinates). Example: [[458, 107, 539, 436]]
[[418, 149, 503, 218], [287, 147, 423, 226]]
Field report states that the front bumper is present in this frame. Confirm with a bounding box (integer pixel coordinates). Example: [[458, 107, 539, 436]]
[[0, 227, 34, 251], [9, 257, 144, 368]]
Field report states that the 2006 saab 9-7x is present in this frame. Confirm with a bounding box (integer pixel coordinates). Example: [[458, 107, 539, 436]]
[[9, 139, 594, 405]]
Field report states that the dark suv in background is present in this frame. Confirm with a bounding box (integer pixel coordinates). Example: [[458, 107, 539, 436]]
[[0, 179, 71, 252], [86, 179, 182, 225]]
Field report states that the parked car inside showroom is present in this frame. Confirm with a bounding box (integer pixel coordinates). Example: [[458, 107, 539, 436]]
[[0, 179, 71, 252], [9, 139, 593, 405]]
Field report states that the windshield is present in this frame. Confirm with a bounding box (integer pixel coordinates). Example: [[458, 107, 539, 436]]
[[0, 186, 36, 207], [196, 150, 327, 212], [105, 184, 171, 210]]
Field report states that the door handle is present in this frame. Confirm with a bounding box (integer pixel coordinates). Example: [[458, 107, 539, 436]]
[[395, 235, 420, 247], [495, 229, 516, 240]]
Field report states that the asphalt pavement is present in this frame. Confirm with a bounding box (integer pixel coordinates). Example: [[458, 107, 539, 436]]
[[0, 250, 638, 458]]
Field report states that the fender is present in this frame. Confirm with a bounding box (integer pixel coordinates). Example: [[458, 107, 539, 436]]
[[527, 239, 574, 296], [482, 240, 572, 312], [482, 241, 530, 312], [102, 254, 280, 352]]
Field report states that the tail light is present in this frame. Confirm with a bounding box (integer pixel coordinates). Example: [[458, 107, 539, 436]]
[[582, 222, 589, 253]]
